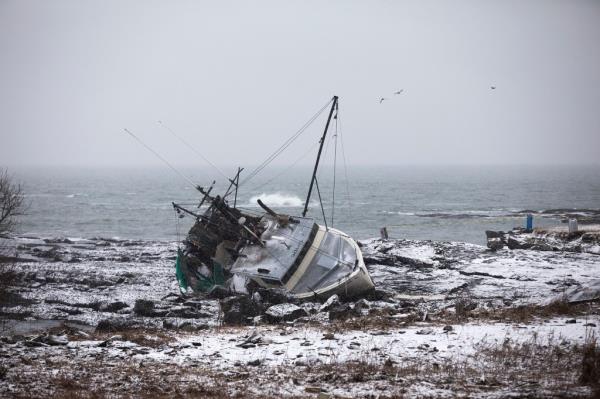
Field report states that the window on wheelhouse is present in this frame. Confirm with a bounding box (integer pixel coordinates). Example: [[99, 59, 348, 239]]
[[290, 230, 357, 294]]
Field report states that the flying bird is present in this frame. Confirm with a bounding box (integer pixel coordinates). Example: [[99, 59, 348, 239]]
[[379, 97, 387, 104], [490, 86, 496, 90], [394, 89, 404, 95]]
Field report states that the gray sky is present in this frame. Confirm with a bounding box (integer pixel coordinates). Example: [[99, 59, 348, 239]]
[[1, 0, 599, 168]]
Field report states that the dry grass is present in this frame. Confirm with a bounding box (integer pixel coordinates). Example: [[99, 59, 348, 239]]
[[288, 332, 596, 398], [579, 335, 600, 389], [324, 299, 597, 334]]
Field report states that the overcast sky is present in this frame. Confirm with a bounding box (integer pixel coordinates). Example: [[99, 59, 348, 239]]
[[1, 0, 599, 168]]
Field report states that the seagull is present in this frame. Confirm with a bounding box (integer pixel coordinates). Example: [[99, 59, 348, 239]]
[[379, 97, 387, 104], [394, 89, 404, 95]]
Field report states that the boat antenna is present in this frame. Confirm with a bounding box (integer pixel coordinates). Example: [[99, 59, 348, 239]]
[[157, 120, 228, 180], [123, 128, 198, 189], [302, 95, 338, 218], [224, 167, 244, 208]]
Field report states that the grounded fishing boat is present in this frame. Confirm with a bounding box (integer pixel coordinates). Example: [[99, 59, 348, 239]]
[[172, 96, 374, 299]]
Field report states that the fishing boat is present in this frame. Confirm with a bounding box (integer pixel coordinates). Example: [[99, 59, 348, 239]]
[[172, 96, 375, 299]]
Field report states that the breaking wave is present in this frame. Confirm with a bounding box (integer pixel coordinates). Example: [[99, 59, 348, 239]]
[[248, 193, 303, 207]]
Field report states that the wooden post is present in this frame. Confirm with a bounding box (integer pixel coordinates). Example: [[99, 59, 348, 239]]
[[380, 227, 389, 239]]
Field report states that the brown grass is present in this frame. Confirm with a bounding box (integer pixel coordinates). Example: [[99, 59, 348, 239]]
[[288, 332, 594, 397], [579, 335, 600, 388]]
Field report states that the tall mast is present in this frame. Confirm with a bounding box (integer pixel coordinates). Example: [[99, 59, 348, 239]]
[[302, 96, 338, 217]]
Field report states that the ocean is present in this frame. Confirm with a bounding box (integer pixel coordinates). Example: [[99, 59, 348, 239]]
[[11, 165, 600, 245]]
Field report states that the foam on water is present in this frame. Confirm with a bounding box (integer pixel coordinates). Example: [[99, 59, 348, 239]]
[[248, 192, 304, 207]]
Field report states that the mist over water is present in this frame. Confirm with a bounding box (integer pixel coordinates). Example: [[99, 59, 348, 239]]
[[11, 165, 600, 245]]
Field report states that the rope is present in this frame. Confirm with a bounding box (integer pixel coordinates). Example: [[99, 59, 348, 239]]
[[123, 128, 198, 189], [157, 121, 228, 181], [239, 98, 333, 188]]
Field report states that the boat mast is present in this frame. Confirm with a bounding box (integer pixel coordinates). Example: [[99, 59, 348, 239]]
[[302, 95, 338, 217]]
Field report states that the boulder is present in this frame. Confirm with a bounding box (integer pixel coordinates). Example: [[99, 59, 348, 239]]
[[486, 237, 504, 251], [97, 301, 129, 313], [485, 230, 504, 239], [328, 303, 360, 321], [133, 299, 156, 317], [319, 294, 340, 313], [220, 295, 261, 326], [264, 303, 308, 323], [165, 305, 209, 319], [507, 237, 533, 250], [255, 288, 292, 305], [531, 243, 555, 252]]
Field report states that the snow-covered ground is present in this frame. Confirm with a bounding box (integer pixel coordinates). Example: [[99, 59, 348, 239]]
[[1, 234, 599, 398]]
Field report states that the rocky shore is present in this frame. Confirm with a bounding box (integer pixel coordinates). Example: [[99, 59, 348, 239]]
[[1, 234, 599, 398]]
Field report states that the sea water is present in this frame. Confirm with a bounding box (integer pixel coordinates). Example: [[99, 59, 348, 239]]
[[11, 165, 600, 245]]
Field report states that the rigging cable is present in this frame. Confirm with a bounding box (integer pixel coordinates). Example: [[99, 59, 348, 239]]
[[239, 97, 334, 188], [247, 141, 320, 193], [157, 120, 228, 181], [123, 128, 198, 189], [338, 115, 353, 215]]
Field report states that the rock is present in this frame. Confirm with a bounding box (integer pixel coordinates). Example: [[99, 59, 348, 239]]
[[443, 325, 453, 332], [319, 294, 340, 312], [354, 298, 371, 312], [133, 299, 156, 316], [565, 319, 577, 324], [247, 359, 261, 366], [264, 303, 308, 323], [531, 243, 554, 251], [220, 295, 261, 326], [364, 288, 393, 302], [581, 233, 596, 243], [507, 237, 533, 250], [485, 230, 504, 239], [255, 288, 291, 305], [57, 307, 83, 315], [328, 303, 359, 321], [415, 328, 435, 335], [97, 335, 123, 347], [98, 301, 129, 313], [165, 306, 209, 319], [487, 237, 504, 251], [556, 280, 600, 304]]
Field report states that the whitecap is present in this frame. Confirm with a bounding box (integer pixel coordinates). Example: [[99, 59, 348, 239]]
[[248, 193, 303, 207]]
